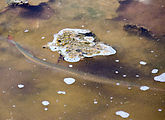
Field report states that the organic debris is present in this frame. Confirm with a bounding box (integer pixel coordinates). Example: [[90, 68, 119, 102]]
[[6, 0, 28, 5], [1, 1, 54, 20], [44, 28, 116, 62], [6, 0, 50, 6], [117, 0, 165, 37], [123, 24, 155, 39]]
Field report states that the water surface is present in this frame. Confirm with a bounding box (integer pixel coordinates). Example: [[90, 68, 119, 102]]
[[0, 0, 165, 120]]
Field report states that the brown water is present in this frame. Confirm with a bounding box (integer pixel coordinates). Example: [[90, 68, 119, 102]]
[[0, 0, 165, 120]]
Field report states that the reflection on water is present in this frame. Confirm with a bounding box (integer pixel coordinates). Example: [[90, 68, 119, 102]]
[[0, 0, 165, 120]]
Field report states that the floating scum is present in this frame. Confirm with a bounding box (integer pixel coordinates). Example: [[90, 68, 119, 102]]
[[43, 28, 116, 62]]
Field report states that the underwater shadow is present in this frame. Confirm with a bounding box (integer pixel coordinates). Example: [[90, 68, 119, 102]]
[[0, 2, 55, 20], [114, 0, 165, 42]]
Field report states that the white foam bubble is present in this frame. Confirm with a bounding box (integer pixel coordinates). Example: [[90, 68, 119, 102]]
[[24, 29, 29, 33], [42, 101, 50, 106], [154, 73, 165, 82], [158, 109, 162, 112], [94, 99, 98, 104], [64, 56, 81, 63], [64, 78, 76, 85], [115, 70, 119, 74], [140, 86, 150, 91], [69, 65, 73, 67], [43, 58, 46, 61], [116, 83, 120, 86], [17, 84, 24, 89], [12, 105, 16, 108], [57, 91, 66, 94], [136, 74, 140, 78], [151, 69, 158, 74], [140, 61, 147, 65], [123, 74, 127, 77], [41, 36, 45, 39], [116, 111, 130, 118], [44, 108, 48, 111], [115, 59, 119, 62], [128, 87, 132, 90]]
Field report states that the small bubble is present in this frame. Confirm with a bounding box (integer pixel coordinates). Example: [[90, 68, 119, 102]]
[[115, 111, 130, 118], [110, 97, 113, 100], [140, 61, 147, 65], [42, 101, 50, 106], [151, 69, 158, 74], [24, 29, 29, 33], [69, 65, 73, 67], [83, 83, 86, 86], [128, 87, 132, 90], [136, 74, 140, 78], [64, 104, 67, 107], [43, 58, 46, 61], [41, 37, 45, 39], [115, 70, 119, 74], [57, 91, 66, 95], [158, 109, 162, 112], [18, 84, 24, 89], [115, 59, 119, 62], [94, 99, 98, 104], [12, 105, 16, 108], [123, 74, 127, 77], [140, 86, 150, 91], [116, 83, 120, 86], [64, 78, 76, 85]]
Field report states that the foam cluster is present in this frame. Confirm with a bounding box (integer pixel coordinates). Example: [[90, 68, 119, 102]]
[[45, 28, 116, 62]]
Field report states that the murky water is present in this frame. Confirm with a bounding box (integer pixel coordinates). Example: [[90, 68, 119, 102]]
[[0, 0, 165, 120]]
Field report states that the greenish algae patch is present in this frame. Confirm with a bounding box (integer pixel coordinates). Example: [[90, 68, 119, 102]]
[[54, 0, 119, 20]]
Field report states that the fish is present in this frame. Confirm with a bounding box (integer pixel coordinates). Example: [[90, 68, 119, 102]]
[[2, 36, 164, 92]]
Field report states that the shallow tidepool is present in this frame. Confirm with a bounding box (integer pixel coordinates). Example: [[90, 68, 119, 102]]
[[0, 0, 165, 120]]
